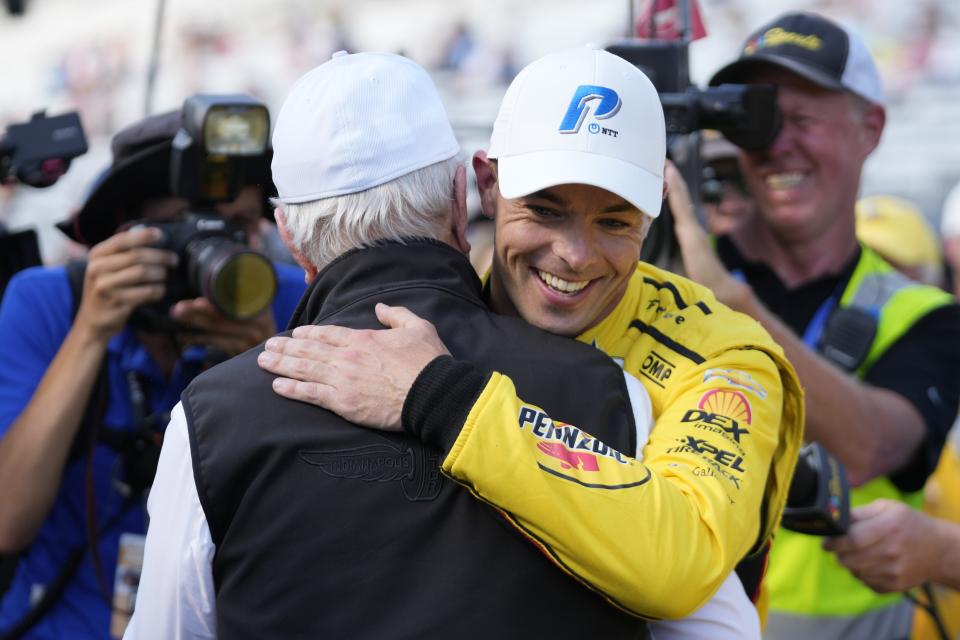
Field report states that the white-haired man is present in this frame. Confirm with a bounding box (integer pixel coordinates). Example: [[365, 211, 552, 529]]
[[126, 51, 677, 639], [256, 46, 804, 634]]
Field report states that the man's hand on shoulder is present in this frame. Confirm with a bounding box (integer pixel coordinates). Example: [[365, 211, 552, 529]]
[[257, 303, 450, 431]]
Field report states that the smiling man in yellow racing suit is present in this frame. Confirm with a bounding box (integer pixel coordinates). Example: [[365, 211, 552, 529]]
[[258, 47, 804, 628], [428, 256, 804, 621]]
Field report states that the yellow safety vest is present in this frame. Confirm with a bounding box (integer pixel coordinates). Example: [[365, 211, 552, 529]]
[[767, 247, 954, 629]]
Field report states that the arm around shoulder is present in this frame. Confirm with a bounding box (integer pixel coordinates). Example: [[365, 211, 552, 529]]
[[408, 345, 801, 619]]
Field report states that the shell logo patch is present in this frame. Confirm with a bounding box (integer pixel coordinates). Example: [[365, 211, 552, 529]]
[[698, 389, 752, 425]]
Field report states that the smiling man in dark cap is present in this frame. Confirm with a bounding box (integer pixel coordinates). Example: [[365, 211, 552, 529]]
[[0, 107, 305, 639], [663, 11, 960, 639]]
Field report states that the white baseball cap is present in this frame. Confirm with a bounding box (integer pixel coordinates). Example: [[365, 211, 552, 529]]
[[488, 46, 666, 218], [272, 51, 460, 204]]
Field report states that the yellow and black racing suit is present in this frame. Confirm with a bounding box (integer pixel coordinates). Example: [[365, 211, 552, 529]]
[[403, 262, 804, 619]]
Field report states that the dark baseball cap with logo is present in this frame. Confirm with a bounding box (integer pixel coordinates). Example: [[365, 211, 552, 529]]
[[708, 11, 884, 106]]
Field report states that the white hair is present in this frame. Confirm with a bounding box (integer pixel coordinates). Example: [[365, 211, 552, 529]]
[[275, 157, 460, 271]]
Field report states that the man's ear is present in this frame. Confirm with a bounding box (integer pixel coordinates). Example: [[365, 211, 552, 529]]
[[641, 214, 654, 242], [449, 164, 471, 255], [473, 150, 498, 220], [860, 103, 886, 156], [274, 207, 318, 282]]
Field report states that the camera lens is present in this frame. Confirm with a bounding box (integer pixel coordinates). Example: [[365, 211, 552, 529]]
[[186, 237, 277, 320]]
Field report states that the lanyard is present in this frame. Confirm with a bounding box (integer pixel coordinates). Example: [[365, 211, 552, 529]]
[[734, 266, 846, 352], [125, 371, 171, 433], [801, 294, 839, 350], [127, 371, 150, 429], [732, 265, 841, 349]]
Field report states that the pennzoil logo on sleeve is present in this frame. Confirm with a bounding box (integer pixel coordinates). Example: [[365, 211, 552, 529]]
[[537, 442, 600, 471], [518, 406, 650, 489]]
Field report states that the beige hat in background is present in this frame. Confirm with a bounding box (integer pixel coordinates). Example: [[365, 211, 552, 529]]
[[856, 195, 942, 271]]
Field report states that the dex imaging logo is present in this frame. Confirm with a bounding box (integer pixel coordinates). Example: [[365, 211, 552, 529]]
[[558, 85, 621, 137]]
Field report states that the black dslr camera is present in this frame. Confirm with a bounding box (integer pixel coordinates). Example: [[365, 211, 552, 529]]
[[139, 213, 277, 323], [129, 94, 277, 329]]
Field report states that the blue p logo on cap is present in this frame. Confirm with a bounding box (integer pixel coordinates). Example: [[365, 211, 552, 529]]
[[558, 85, 621, 134]]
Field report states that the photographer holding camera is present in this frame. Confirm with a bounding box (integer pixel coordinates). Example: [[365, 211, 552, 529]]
[[666, 11, 960, 639], [0, 105, 305, 639]]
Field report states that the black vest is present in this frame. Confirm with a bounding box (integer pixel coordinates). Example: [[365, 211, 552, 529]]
[[184, 240, 647, 639]]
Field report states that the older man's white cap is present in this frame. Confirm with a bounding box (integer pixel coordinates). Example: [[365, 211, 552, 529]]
[[271, 51, 460, 204]]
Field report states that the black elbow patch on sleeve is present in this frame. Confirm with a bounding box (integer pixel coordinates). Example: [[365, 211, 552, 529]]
[[401, 355, 490, 454]]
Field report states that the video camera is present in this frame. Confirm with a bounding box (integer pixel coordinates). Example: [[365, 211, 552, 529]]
[[129, 94, 277, 328], [606, 41, 781, 152], [0, 110, 88, 188], [605, 37, 782, 266], [0, 111, 89, 299]]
